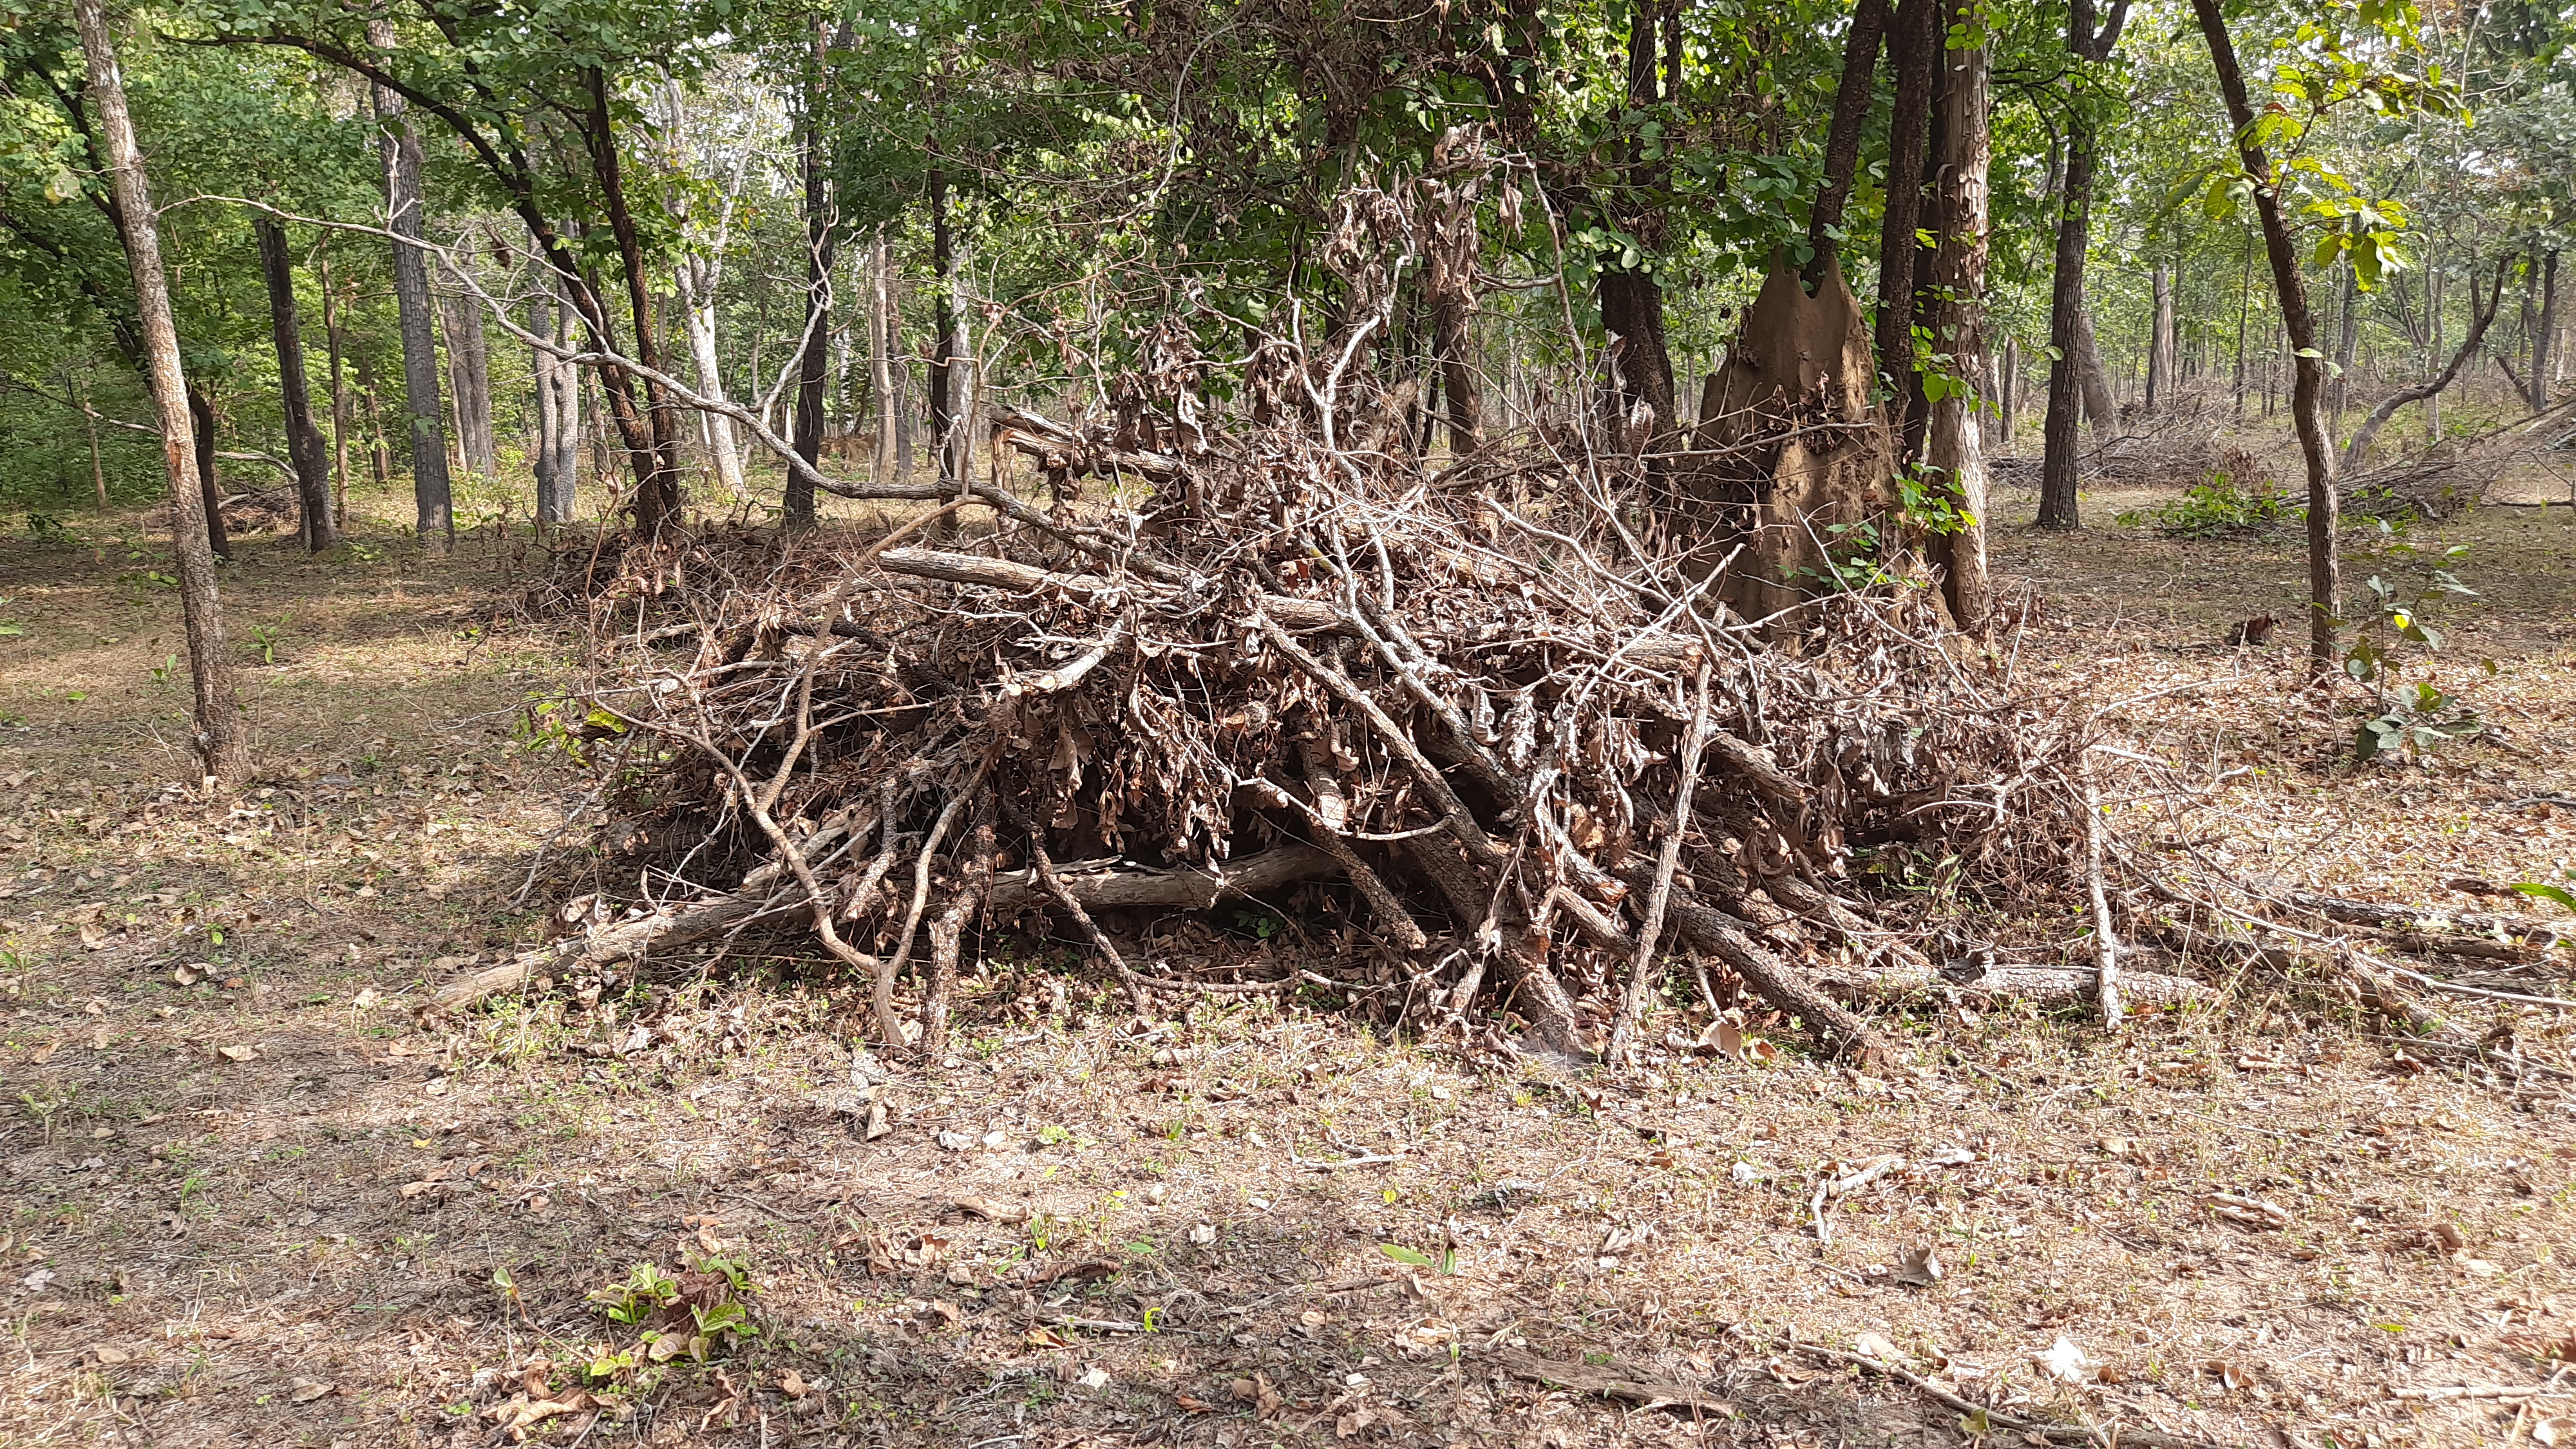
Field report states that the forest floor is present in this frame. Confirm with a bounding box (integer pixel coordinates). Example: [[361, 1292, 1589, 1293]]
[[1, 459, 2573, 1449]]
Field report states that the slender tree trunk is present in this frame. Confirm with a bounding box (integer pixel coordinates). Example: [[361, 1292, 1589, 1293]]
[[578, 67, 681, 535], [928, 165, 958, 491], [2192, 0, 2339, 672], [2426, 257, 2443, 441], [2000, 334, 2018, 443], [72, 373, 107, 508], [788, 21, 834, 531], [1805, 0, 1891, 283], [2346, 258, 2506, 469], [354, 347, 393, 495], [316, 237, 352, 530], [2331, 260, 2358, 419], [680, 253, 744, 497], [870, 228, 897, 485], [438, 274, 495, 476], [2531, 249, 2559, 412], [254, 218, 335, 550], [185, 383, 229, 557], [2036, 134, 2096, 529], [2146, 263, 2174, 413], [1921, 0, 1991, 630], [74, 0, 246, 786], [551, 302, 582, 521], [368, 43, 454, 551], [942, 222, 977, 494], [1876, 0, 1938, 398]]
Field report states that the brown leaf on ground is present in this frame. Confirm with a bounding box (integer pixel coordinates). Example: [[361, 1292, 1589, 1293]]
[[953, 1194, 1031, 1224]]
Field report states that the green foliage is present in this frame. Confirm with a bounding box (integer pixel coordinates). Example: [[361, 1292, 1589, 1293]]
[[2512, 873, 2576, 913], [2341, 547, 2488, 764], [2115, 473, 2297, 537]]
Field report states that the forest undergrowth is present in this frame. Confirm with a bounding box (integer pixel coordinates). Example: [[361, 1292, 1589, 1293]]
[[1, 469, 2572, 1449]]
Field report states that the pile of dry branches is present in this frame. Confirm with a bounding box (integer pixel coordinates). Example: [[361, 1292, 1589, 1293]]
[[454, 346, 2186, 1069]]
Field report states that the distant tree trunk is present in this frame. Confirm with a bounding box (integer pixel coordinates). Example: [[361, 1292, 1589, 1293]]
[[74, 0, 247, 785], [2330, 260, 2358, 419], [2530, 249, 2559, 412], [1597, 0, 1679, 437], [1920, 0, 1991, 630], [2000, 334, 2019, 443], [941, 215, 977, 494], [1423, 132, 1486, 455], [316, 236, 352, 529], [2035, 135, 2095, 529], [1875, 0, 1938, 397], [2074, 296, 2114, 425], [2425, 258, 2444, 441], [529, 294, 580, 526], [354, 346, 393, 495], [439, 276, 496, 477], [870, 229, 898, 485], [368, 46, 454, 551], [928, 165, 960, 492], [788, 19, 834, 531], [577, 67, 683, 536], [2192, 0, 2338, 673], [253, 217, 336, 550], [2345, 258, 2506, 470], [73, 373, 107, 508], [1804, 0, 1891, 284], [2145, 263, 2175, 413]]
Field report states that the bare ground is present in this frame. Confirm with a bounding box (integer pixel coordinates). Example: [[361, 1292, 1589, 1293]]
[[2, 475, 2573, 1449]]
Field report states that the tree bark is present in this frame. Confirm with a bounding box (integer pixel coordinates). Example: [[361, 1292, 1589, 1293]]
[[788, 20, 833, 531], [354, 345, 393, 495], [2331, 260, 2358, 418], [252, 217, 335, 549], [73, 0, 248, 786], [1874, 0, 1938, 396], [529, 292, 581, 526], [1804, 0, 1891, 284], [2074, 294, 2114, 424], [2192, 0, 2340, 672], [368, 45, 453, 551], [1921, 0, 1991, 630]]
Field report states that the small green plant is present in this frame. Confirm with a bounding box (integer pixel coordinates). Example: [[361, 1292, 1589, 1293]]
[[1231, 907, 1281, 940], [0, 596, 24, 638], [2116, 472, 2297, 536], [344, 538, 384, 564], [244, 621, 287, 665], [2342, 547, 2485, 764], [25, 512, 73, 542], [149, 653, 177, 688], [583, 1255, 759, 1366]]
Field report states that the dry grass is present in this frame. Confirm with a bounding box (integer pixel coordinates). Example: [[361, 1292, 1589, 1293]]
[[1, 471, 2573, 1449]]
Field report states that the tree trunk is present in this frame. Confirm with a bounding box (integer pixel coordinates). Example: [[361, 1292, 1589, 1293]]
[[2425, 258, 2443, 441], [74, 374, 106, 508], [2531, 249, 2559, 412], [1598, 0, 1678, 437], [2074, 294, 2114, 425], [2331, 260, 2358, 419], [680, 252, 744, 498], [788, 21, 834, 531], [928, 165, 959, 491], [1999, 333, 2018, 443], [2035, 133, 2095, 529], [185, 383, 229, 558], [73, 0, 247, 786], [942, 220, 977, 495], [254, 218, 335, 550], [1875, 0, 1939, 397], [438, 274, 496, 477], [577, 68, 683, 536], [1920, 0, 1991, 630], [354, 346, 393, 495], [2146, 263, 2174, 413], [369, 52, 454, 551], [316, 236, 352, 530], [870, 228, 898, 486], [529, 292, 580, 526], [1804, 0, 1891, 283], [2192, 0, 2339, 673]]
